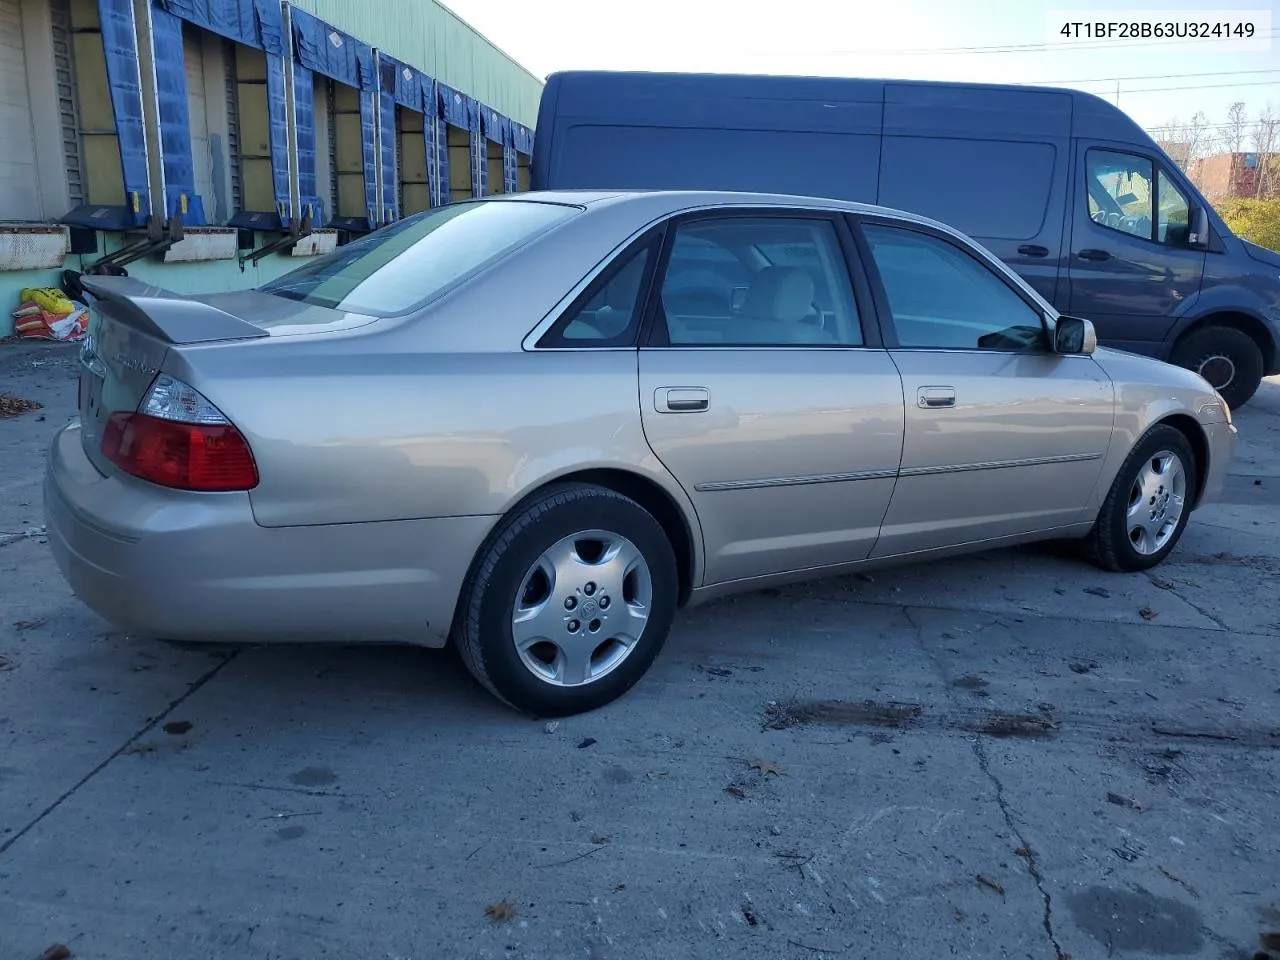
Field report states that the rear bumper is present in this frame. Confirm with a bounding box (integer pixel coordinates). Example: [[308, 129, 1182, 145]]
[[44, 422, 495, 646], [1198, 420, 1237, 507]]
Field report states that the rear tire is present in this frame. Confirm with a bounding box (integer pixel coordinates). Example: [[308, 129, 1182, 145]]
[[1170, 326, 1264, 410], [455, 483, 678, 716], [1086, 424, 1197, 572]]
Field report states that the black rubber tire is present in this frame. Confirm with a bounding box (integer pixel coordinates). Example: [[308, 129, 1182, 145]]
[[1085, 424, 1198, 573], [1170, 326, 1264, 410], [454, 483, 678, 716]]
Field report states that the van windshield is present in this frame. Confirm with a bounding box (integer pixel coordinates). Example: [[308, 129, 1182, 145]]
[[259, 200, 578, 316]]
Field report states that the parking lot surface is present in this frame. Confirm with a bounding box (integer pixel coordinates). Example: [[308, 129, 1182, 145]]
[[1, 340, 1278, 960]]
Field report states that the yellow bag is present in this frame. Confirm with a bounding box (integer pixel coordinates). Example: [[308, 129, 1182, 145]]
[[19, 287, 75, 316]]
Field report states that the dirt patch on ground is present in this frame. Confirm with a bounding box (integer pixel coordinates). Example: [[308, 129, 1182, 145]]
[[763, 699, 923, 731]]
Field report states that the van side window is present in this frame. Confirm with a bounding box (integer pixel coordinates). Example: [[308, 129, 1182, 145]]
[[1157, 170, 1191, 245], [1085, 149, 1154, 241], [862, 224, 1046, 352], [656, 217, 862, 347]]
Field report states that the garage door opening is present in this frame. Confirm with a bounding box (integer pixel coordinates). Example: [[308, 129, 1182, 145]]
[[398, 104, 429, 215], [447, 121, 472, 202], [328, 78, 370, 232]]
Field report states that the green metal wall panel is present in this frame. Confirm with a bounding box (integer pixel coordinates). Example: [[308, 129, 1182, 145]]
[[287, 0, 542, 126]]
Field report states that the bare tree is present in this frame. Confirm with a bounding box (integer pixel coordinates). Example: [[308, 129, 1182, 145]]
[[1227, 101, 1248, 153], [1252, 105, 1278, 198]]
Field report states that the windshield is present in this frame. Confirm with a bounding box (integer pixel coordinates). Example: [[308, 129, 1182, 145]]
[[259, 200, 579, 316]]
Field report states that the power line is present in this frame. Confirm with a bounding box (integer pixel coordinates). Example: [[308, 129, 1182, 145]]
[[1034, 68, 1280, 86], [1110, 79, 1280, 95]]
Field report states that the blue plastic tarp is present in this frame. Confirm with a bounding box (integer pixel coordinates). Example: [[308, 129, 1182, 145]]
[[265, 52, 292, 222], [379, 85, 396, 222], [155, 0, 283, 54], [151, 6, 206, 224], [378, 52, 428, 111], [435, 82, 472, 130], [290, 6, 374, 90], [511, 122, 534, 156], [293, 60, 323, 225], [98, 0, 150, 224]]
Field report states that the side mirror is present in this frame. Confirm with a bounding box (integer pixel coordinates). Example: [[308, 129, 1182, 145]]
[[1054, 315, 1097, 355], [1187, 206, 1210, 249]]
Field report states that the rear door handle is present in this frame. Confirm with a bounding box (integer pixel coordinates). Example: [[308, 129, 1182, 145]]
[[1076, 248, 1111, 262], [655, 386, 710, 413], [1018, 244, 1049, 258], [917, 386, 956, 409]]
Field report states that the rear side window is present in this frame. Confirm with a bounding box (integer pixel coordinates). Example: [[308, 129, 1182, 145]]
[[259, 200, 577, 316]]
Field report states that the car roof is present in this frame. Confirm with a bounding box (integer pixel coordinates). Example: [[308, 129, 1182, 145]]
[[497, 188, 953, 233]]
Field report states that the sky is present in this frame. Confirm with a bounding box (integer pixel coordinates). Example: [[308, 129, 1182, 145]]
[[440, 0, 1280, 151]]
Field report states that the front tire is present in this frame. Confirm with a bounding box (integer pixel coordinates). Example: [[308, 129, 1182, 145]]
[[1170, 326, 1264, 410], [1086, 424, 1197, 572], [455, 484, 678, 716]]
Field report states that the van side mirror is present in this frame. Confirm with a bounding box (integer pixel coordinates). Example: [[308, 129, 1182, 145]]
[[1054, 315, 1097, 355], [1188, 206, 1210, 249]]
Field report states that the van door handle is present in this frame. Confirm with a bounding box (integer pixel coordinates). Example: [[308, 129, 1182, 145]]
[[917, 386, 956, 409], [655, 387, 710, 413], [1018, 244, 1049, 258], [1077, 248, 1111, 262]]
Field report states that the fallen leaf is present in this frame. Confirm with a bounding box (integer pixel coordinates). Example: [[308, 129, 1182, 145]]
[[485, 900, 515, 922], [954, 907, 966, 922], [0, 394, 42, 418], [976, 874, 1005, 896], [590, 834, 610, 845], [1014, 846, 1031, 858], [577, 737, 597, 749], [748, 759, 782, 776], [614, 883, 626, 892], [12, 619, 44, 631], [1139, 606, 1158, 621], [646, 770, 669, 780], [1150, 576, 1175, 590], [544, 720, 559, 734], [724, 786, 746, 799], [38, 946, 72, 960], [1084, 586, 1110, 598]]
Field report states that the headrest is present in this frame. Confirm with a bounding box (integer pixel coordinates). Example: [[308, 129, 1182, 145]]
[[741, 267, 814, 324]]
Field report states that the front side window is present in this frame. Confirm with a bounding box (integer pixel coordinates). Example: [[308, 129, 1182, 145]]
[[862, 224, 1045, 351], [657, 217, 862, 347], [259, 200, 577, 316], [1086, 149, 1154, 241], [1157, 170, 1191, 244]]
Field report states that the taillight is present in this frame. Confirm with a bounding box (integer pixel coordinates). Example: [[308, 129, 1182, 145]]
[[100, 375, 258, 491]]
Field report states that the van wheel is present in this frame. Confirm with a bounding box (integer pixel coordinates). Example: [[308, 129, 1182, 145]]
[[1085, 424, 1197, 573], [455, 484, 678, 716], [1171, 326, 1263, 409]]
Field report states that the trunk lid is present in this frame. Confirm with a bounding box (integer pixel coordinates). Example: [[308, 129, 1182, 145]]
[[75, 276, 372, 476]]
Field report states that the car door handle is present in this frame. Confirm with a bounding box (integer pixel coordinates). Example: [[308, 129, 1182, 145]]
[[1076, 248, 1111, 262], [655, 387, 710, 413], [917, 386, 956, 409], [1018, 244, 1049, 258]]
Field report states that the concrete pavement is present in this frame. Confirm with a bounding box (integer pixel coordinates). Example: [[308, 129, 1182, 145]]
[[1, 339, 1277, 960]]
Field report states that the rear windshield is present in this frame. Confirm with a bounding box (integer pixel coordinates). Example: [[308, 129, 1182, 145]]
[[259, 200, 578, 316]]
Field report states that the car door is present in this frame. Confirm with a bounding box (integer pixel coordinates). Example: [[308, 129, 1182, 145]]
[[1065, 143, 1207, 358], [853, 217, 1115, 558], [636, 210, 905, 586]]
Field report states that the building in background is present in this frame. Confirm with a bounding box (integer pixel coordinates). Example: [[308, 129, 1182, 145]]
[[1156, 140, 1191, 171], [0, 0, 541, 334], [1189, 152, 1270, 202]]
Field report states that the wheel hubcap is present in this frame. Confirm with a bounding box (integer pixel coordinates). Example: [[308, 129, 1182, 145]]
[[1195, 353, 1235, 390], [511, 530, 653, 687], [1126, 450, 1187, 555]]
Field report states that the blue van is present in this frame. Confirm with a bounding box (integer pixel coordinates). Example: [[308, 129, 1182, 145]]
[[531, 71, 1280, 408]]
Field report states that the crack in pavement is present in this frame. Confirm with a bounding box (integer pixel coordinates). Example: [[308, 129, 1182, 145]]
[[0, 650, 238, 858], [1143, 571, 1231, 631], [902, 605, 1069, 960]]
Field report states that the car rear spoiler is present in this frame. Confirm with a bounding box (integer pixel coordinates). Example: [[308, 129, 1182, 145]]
[[80, 275, 270, 345]]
